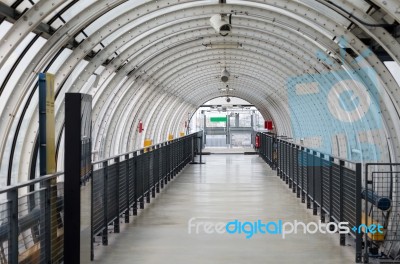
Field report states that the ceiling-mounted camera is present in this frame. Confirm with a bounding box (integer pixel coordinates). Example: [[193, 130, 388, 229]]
[[226, 97, 231, 103], [210, 14, 232, 36], [221, 68, 230, 82]]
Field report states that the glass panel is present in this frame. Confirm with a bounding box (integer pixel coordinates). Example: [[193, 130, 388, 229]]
[[83, 0, 141, 36], [15, 0, 34, 13], [55, 59, 89, 108], [49, 17, 64, 31], [61, 0, 96, 22], [0, 32, 36, 113], [3, 37, 47, 184], [42, 0, 74, 23], [46, 48, 73, 73], [384, 61, 400, 88], [0, 20, 13, 40], [94, 65, 105, 75], [1, 35, 46, 103], [92, 43, 103, 53], [239, 113, 252, 127], [75, 32, 86, 43], [80, 74, 97, 94], [9, 88, 38, 184]]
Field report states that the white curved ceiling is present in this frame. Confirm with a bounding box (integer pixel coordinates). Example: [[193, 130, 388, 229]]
[[0, 0, 400, 186]]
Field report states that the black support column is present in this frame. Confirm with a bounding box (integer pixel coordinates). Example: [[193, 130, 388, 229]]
[[64, 93, 92, 264]]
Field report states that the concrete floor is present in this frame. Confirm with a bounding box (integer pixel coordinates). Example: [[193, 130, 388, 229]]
[[85, 155, 355, 264]]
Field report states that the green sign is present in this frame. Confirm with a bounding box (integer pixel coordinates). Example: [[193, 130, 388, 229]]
[[210, 117, 227, 122]]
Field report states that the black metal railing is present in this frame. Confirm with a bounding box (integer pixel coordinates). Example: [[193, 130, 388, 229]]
[[0, 172, 64, 264], [363, 163, 400, 263], [257, 132, 363, 263], [90, 132, 202, 259], [0, 132, 202, 263]]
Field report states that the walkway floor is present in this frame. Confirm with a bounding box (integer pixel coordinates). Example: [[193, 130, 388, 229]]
[[87, 155, 355, 264], [203, 146, 255, 154]]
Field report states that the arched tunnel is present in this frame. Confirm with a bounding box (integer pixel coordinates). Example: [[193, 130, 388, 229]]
[[1, 0, 400, 263]]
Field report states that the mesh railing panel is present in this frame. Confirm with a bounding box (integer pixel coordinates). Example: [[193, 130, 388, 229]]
[[0, 202, 9, 263], [90, 133, 202, 259], [343, 167, 357, 228], [51, 182, 64, 263], [322, 159, 331, 215], [18, 191, 45, 264], [92, 169, 104, 235], [128, 158, 135, 207], [257, 133, 363, 262], [331, 163, 341, 222], [119, 160, 127, 214]]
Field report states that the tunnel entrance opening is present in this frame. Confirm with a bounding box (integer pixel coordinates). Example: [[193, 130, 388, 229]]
[[190, 97, 265, 154]]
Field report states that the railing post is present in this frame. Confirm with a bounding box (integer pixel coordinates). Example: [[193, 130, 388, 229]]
[[355, 162, 362, 263], [320, 154, 325, 222], [102, 161, 108, 245], [277, 140, 282, 178], [132, 152, 138, 215], [329, 157, 334, 226], [292, 144, 296, 193], [90, 166, 94, 261], [125, 154, 130, 223], [312, 151, 317, 216], [301, 147, 305, 204], [286, 143, 290, 185], [158, 148, 162, 190], [154, 147, 158, 193], [364, 164, 370, 263], [179, 140, 182, 171], [199, 135, 203, 164], [167, 143, 171, 182], [172, 141, 175, 177], [283, 143, 286, 181], [146, 153, 151, 203], [140, 152, 145, 209], [152, 150, 156, 198], [306, 151, 311, 208], [8, 189, 18, 264], [161, 145, 166, 188], [339, 159, 345, 246], [296, 146, 301, 198], [38, 178, 51, 263], [114, 157, 120, 233], [191, 136, 195, 163]]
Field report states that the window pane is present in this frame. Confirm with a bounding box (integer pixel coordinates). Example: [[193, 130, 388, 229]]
[[15, 0, 34, 13], [47, 48, 73, 73], [384, 61, 400, 88], [61, 0, 96, 22], [43, 0, 74, 23], [0, 20, 12, 40], [84, 0, 140, 36], [0, 32, 36, 113]]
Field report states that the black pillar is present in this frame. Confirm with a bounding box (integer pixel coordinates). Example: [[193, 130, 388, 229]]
[[64, 93, 92, 264]]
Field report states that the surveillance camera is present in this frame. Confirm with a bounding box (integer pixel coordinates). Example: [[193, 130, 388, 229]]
[[210, 14, 232, 36], [221, 68, 230, 82], [226, 97, 231, 103]]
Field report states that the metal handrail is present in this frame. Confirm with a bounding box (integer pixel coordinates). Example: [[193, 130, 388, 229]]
[[0, 171, 64, 194], [266, 132, 359, 165], [92, 132, 201, 165]]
